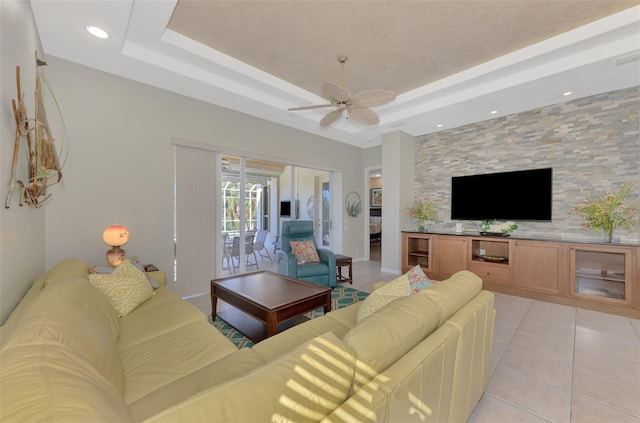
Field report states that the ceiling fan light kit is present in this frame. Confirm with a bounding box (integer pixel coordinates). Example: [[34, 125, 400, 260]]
[[288, 55, 396, 127]]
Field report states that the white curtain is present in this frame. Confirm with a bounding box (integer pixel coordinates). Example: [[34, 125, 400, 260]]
[[174, 144, 216, 298]]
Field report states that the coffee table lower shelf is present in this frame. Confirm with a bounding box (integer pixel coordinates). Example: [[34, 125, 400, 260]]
[[216, 308, 309, 343]]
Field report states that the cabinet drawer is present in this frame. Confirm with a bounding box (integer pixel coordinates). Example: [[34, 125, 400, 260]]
[[469, 262, 510, 285]]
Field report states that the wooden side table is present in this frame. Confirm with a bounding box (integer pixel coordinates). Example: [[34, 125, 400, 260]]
[[335, 254, 353, 284]]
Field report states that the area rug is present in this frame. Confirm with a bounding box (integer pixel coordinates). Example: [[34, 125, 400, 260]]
[[207, 285, 369, 349]]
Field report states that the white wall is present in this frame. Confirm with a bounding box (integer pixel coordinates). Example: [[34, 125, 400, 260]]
[[41, 57, 366, 284], [380, 131, 415, 274], [0, 0, 47, 323], [297, 167, 322, 221]]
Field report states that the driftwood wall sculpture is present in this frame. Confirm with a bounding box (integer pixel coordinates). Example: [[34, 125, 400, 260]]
[[5, 53, 65, 209]]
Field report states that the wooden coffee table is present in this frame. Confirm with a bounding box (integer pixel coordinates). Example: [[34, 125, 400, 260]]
[[211, 271, 332, 343]]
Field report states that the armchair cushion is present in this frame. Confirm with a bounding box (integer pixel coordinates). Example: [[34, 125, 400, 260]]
[[295, 262, 330, 278], [290, 240, 320, 264]]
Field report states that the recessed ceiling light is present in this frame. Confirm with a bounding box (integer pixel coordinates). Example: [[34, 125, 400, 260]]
[[86, 26, 108, 39], [490, 110, 498, 114], [437, 124, 443, 128], [563, 91, 572, 96]]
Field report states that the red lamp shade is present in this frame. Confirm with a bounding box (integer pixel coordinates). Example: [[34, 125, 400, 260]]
[[103, 225, 130, 267]]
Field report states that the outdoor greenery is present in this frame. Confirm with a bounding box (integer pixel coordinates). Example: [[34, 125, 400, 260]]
[[222, 181, 261, 231]]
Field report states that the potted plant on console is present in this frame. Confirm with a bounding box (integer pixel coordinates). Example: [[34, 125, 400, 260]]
[[408, 196, 436, 232], [571, 181, 637, 243], [480, 220, 518, 236]]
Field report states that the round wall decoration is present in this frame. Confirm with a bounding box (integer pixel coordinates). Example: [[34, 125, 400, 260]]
[[345, 191, 362, 217]]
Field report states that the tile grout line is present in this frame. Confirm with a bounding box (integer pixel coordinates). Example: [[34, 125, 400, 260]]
[[482, 392, 555, 423], [628, 317, 640, 343], [569, 306, 578, 422], [493, 299, 575, 422]]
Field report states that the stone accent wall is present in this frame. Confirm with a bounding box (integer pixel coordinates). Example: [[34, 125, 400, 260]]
[[415, 87, 639, 244]]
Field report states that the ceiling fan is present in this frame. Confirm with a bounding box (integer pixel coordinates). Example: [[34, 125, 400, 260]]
[[288, 55, 397, 127]]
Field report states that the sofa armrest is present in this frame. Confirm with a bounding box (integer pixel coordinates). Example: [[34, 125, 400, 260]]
[[146, 271, 166, 287], [276, 250, 298, 276]]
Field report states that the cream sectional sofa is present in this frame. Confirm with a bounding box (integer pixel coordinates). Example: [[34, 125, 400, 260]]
[[0, 258, 495, 422]]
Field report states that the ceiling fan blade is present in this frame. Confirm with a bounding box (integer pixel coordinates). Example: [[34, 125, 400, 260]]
[[347, 107, 379, 125], [320, 109, 343, 127], [351, 89, 397, 108], [322, 82, 349, 103], [288, 104, 332, 111]]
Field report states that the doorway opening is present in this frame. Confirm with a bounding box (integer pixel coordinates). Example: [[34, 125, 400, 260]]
[[367, 166, 382, 262]]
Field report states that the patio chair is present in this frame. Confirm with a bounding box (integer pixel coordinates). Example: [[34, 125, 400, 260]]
[[253, 229, 272, 262]]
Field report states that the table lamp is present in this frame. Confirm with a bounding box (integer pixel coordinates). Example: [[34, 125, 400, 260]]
[[103, 224, 130, 267]]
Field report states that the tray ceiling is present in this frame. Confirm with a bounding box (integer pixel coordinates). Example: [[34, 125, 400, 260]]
[[30, 0, 640, 148]]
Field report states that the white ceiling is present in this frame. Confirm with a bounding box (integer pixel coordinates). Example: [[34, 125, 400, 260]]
[[30, 1, 640, 149]]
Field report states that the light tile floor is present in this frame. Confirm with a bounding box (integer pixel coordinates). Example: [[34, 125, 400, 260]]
[[189, 260, 640, 423]]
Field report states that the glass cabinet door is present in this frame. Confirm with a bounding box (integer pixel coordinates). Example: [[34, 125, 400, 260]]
[[570, 245, 632, 305]]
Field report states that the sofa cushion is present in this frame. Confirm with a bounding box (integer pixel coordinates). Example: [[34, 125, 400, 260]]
[[252, 313, 352, 363], [43, 257, 89, 287], [290, 239, 321, 264], [120, 318, 237, 405], [7, 259, 120, 341], [343, 292, 440, 383], [323, 301, 361, 330], [4, 279, 125, 393], [128, 347, 264, 421], [417, 270, 482, 325], [356, 273, 410, 322], [0, 344, 132, 422], [58, 276, 121, 339], [117, 288, 206, 350], [145, 331, 356, 423], [89, 260, 155, 317]]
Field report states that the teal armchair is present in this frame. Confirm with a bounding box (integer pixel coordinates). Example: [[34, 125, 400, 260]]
[[277, 220, 336, 288]]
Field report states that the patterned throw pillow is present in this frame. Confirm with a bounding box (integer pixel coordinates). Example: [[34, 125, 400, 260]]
[[89, 260, 154, 316], [88, 255, 160, 289], [290, 240, 321, 264], [356, 274, 410, 322], [406, 265, 434, 294]]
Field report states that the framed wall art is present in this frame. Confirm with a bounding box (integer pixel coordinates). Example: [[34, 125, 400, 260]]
[[370, 188, 382, 208]]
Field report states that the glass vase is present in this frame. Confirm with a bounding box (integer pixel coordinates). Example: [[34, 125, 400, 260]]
[[603, 227, 614, 243], [418, 220, 428, 233]]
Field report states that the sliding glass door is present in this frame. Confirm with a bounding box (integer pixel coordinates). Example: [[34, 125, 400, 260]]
[[219, 159, 332, 277], [174, 141, 338, 298], [220, 155, 275, 276]]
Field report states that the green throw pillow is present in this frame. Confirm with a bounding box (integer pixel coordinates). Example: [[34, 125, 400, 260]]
[[356, 274, 410, 322]]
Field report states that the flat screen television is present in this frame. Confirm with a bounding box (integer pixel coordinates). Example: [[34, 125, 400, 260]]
[[451, 168, 552, 221], [280, 200, 291, 217]]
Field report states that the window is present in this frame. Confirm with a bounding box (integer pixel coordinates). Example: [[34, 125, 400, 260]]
[[221, 180, 267, 231]]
